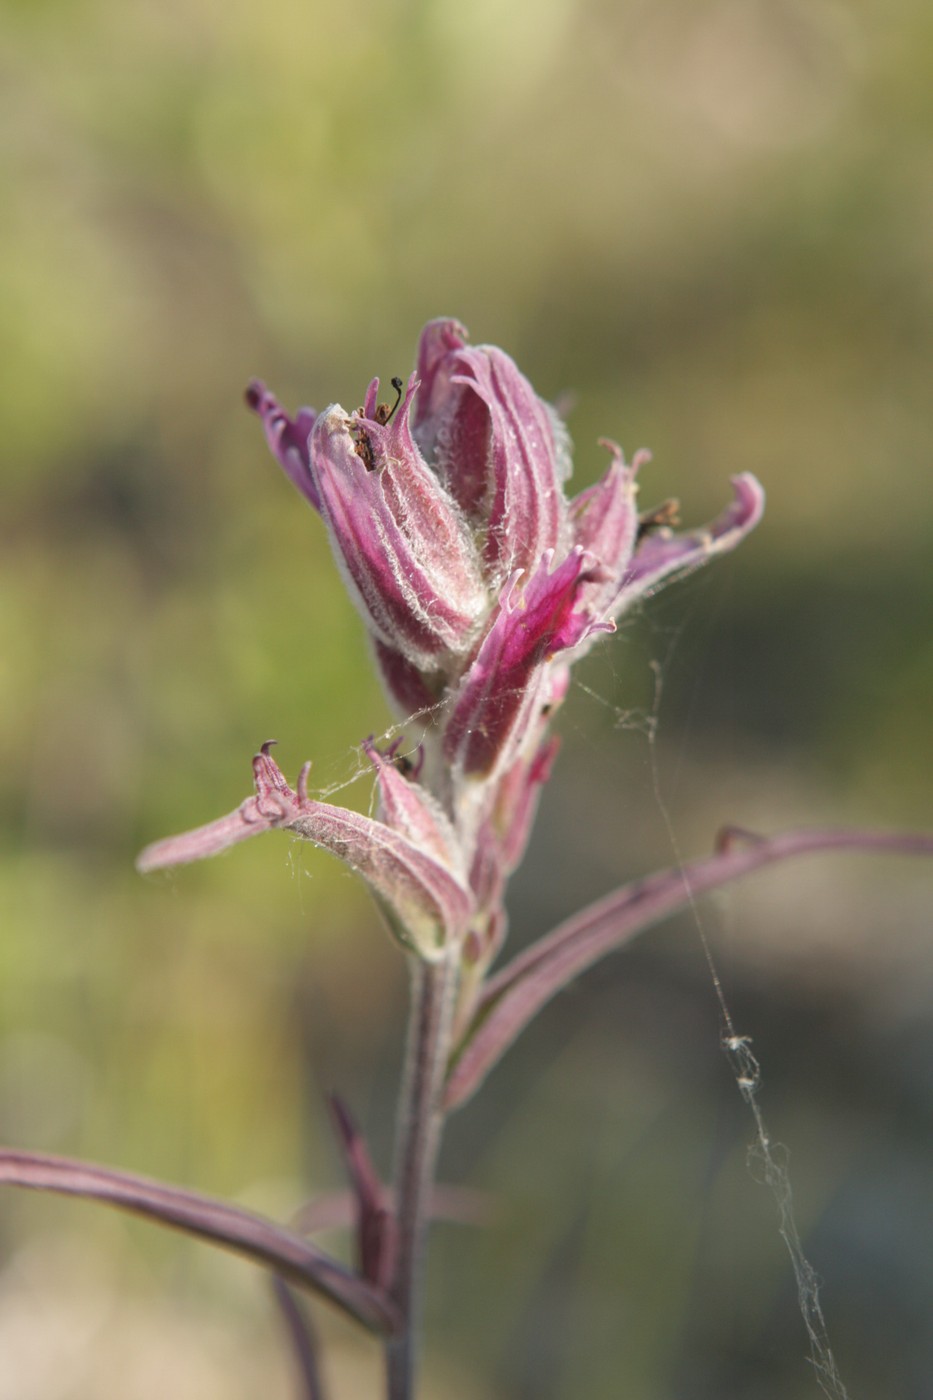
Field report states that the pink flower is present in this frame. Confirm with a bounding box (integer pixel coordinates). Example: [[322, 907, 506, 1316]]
[[146, 320, 765, 961]]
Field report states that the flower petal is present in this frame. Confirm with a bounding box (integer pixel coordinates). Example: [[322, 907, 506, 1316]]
[[363, 738, 462, 873], [444, 347, 570, 577], [569, 439, 645, 614], [246, 380, 320, 512], [443, 550, 608, 779], [411, 323, 570, 579], [412, 316, 471, 449], [309, 392, 487, 669], [613, 473, 765, 612]]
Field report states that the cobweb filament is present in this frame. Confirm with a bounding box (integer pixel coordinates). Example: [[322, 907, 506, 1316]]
[[641, 656, 853, 1400], [310, 698, 448, 806], [572, 676, 658, 741], [303, 595, 856, 1397]]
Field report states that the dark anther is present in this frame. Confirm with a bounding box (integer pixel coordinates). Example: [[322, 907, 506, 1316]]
[[374, 377, 405, 426], [636, 498, 681, 543], [391, 742, 425, 780], [353, 428, 376, 471]]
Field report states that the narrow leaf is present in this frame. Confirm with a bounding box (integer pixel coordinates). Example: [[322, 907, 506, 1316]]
[[271, 1277, 327, 1400], [327, 1094, 396, 1289], [444, 826, 933, 1110], [0, 1148, 398, 1335]]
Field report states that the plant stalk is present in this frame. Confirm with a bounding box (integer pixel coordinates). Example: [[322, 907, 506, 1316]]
[[384, 951, 458, 1400]]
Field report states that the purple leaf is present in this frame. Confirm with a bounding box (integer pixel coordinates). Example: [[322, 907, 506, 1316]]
[[371, 639, 441, 720], [0, 1148, 399, 1334], [444, 826, 933, 1110], [443, 346, 570, 576], [271, 1277, 327, 1400], [327, 1094, 396, 1290]]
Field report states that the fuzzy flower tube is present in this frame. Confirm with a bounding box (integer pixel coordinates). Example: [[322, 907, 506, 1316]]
[[4, 320, 931, 1400]]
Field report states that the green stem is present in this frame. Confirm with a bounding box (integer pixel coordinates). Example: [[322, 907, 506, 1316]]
[[384, 952, 458, 1400]]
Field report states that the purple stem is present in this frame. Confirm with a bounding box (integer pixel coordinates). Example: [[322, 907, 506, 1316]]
[[384, 954, 459, 1400]]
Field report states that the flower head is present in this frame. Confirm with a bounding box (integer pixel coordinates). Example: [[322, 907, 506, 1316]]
[[146, 320, 765, 964]]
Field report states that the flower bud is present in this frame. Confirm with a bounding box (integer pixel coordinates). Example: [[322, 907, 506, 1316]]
[[307, 377, 488, 671], [412, 320, 571, 580]]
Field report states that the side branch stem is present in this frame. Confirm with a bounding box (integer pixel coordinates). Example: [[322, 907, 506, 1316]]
[[384, 952, 458, 1400]]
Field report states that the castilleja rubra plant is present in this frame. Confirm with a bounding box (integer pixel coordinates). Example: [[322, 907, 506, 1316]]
[[2, 320, 931, 1400]]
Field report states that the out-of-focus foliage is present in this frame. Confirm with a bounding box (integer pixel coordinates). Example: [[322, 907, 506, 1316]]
[[1, 0, 931, 1395]]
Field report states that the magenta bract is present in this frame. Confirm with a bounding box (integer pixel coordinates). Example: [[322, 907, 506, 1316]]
[[443, 548, 610, 780], [308, 380, 487, 671], [146, 320, 765, 963], [412, 320, 571, 578], [137, 745, 472, 961]]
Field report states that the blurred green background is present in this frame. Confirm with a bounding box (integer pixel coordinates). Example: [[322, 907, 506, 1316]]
[[2, 0, 932, 1395]]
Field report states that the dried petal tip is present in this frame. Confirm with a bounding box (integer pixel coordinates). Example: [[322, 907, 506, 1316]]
[[715, 825, 766, 854]]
